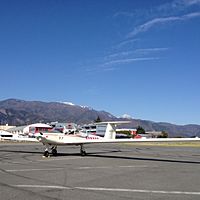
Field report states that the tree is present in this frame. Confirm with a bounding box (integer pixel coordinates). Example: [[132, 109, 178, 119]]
[[157, 131, 168, 138], [94, 116, 102, 123], [136, 126, 146, 135]]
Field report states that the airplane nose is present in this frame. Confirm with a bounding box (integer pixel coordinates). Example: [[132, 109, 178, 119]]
[[35, 132, 44, 141], [37, 137, 42, 141]]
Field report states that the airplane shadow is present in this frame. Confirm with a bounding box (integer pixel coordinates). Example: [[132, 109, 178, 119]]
[[55, 150, 200, 165], [0, 149, 42, 155], [86, 153, 200, 165], [0, 149, 122, 157], [57, 150, 122, 157], [0, 149, 199, 165]]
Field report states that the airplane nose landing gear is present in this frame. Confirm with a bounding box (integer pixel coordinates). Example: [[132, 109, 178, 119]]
[[43, 145, 58, 157], [43, 150, 50, 158], [43, 144, 51, 158], [80, 144, 86, 156]]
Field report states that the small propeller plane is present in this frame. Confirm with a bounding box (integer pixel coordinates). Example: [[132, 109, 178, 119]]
[[34, 121, 200, 157]]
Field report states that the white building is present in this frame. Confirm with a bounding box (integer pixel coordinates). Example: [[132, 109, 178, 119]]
[[0, 124, 16, 130], [0, 129, 13, 139], [7, 123, 52, 137], [50, 122, 78, 134]]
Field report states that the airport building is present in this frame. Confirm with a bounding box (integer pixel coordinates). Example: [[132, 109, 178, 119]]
[[0, 129, 13, 139], [0, 124, 16, 131], [7, 123, 52, 136], [49, 122, 78, 134]]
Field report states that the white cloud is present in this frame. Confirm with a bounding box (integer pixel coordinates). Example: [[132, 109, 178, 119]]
[[106, 51, 135, 60], [105, 48, 168, 61], [114, 39, 139, 50], [103, 57, 160, 66], [182, 0, 200, 6], [113, 11, 135, 18], [127, 12, 200, 38], [84, 1, 200, 75], [134, 48, 169, 54]]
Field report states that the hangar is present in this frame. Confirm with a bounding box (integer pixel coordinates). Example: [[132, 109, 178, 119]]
[[7, 123, 52, 137]]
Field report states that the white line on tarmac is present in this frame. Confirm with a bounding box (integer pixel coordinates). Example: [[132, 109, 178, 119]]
[[5, 165, 149, 172], [13, 185, 200, 196], [6, 168, 63, 172], [76, 187, 200, 196], [77, 165, 148, 169], [13, 185, 69, 189], [37, 157, 81, 162]]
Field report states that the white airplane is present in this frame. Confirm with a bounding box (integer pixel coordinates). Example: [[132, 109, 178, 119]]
[[34, 121, 200, 157]]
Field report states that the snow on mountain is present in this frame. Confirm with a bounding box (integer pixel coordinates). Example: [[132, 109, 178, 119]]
[[60, 101, 92, 110], [61, 102, 75, 106], [121, 114, 133, 119]]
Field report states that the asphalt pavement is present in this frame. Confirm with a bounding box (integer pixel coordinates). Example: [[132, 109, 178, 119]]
[[0, 142, 200, 200]]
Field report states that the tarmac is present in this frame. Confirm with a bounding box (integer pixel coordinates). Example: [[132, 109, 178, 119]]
[[0, 142, 200, 200]]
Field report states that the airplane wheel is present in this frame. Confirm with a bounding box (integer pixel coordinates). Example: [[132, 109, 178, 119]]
[[81, 150, 86, 156], [52, 149, 57, 156], [43, 151, 49, 158]]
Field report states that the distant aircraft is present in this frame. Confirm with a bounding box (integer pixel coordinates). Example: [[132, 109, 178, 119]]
[[34, 121, 200, 157]]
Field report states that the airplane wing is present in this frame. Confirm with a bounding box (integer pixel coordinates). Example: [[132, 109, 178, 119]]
[[1, 136, 38, 142], [36, 133, 200, 146]]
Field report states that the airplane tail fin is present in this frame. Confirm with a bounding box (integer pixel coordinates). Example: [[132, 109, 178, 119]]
[[95, 121, 130, 140], [104, 123, 116, 139]]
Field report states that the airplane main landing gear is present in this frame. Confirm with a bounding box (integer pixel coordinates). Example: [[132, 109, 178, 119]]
[[43, 144, 55, 158], [43, 150, 50, 158], [80, 144, 86, 156], [43, 144, 50, 158], [51, 146, 57, 156]]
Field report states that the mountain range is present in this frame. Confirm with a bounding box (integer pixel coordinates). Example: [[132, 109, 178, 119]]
[[0, 99, 200, 137]]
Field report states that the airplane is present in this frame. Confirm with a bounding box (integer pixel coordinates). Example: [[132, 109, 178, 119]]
[[34, 121, 200, 157]]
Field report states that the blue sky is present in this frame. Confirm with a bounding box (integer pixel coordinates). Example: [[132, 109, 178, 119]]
[[0, 0, 200, 125]]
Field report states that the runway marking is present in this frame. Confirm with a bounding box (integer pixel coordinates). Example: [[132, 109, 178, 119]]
[[37, 157, 81, 162], [76, 187, 200, 195], [77, 165, 149, 169], [5, 165, 151, 172], [13, 185, 200, 196], [6, 168, 63, 172], [13, 185, 69, 189]]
